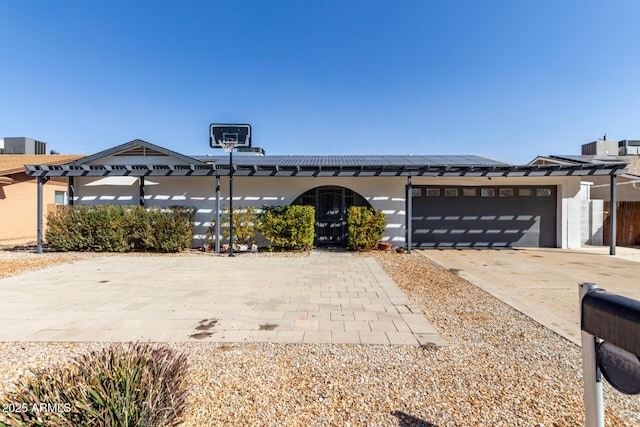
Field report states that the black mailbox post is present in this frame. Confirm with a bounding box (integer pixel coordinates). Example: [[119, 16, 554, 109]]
[[579, 283, 640, 427]]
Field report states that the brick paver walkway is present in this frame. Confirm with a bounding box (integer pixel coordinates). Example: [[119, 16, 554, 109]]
[[0, 251, 446, 346]]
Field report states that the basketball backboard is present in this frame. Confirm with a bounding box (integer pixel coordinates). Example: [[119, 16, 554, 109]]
[[210, 124, 252, 148]]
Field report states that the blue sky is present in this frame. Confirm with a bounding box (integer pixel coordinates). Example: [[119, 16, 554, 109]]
[[2, 1, 640, 164]]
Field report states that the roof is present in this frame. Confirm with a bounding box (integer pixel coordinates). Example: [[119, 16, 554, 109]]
[[530, 154, 640, 177], [69, 139, 206, 166], [623, 157, 640, 176], [530, 154, 633, 164], [192, 154, 510, 167], [0, 154, 86, 176], [22, 141, 628, 178]]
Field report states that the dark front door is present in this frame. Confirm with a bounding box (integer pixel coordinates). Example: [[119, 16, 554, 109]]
[[292, 186, 371, 247], [316, 189, 346, 246]]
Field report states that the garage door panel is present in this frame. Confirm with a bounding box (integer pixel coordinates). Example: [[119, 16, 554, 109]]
[[411, 186, 556, 248]]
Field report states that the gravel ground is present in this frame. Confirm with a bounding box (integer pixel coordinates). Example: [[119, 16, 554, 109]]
[[0, 249, 639, 426]]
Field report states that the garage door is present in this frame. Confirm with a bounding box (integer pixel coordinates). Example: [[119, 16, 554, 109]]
[[411, 186, 557, 248]]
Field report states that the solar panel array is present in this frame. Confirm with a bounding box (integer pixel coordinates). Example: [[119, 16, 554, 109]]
[[192, 154, 511, 167]]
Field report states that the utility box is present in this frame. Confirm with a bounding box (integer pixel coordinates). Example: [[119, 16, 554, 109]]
[[581, 140, 619, 156], [3, 137, 47, 154], [618, 140, 640, 156]]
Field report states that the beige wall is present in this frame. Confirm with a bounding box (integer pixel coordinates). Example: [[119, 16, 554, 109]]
[[0, 174, 67, 241]]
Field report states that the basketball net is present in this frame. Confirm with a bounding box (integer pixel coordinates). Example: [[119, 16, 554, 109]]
[[218, 139, 238, 153]]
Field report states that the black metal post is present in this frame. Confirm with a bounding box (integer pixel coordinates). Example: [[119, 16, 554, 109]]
[[406, 176, 412, 254], [215, 175, 221, 254], [228, 149, 235, 257], [139, 176, 145, 206], [68, 176, 74, 206], [610, 174, 617, 256]]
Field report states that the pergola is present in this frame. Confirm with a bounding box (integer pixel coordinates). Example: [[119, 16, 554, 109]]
[[25, 159, 627, 255]]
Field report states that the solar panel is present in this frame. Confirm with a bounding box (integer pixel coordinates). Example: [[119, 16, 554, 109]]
[[192, 154, 512, 167]]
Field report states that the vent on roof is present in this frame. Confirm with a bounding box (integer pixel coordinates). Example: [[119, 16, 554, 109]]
[[114, 147, 168, 157]]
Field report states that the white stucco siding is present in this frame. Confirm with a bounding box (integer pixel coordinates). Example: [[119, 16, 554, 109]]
[[72, 174, 583, 249], [73, 175, 409, 245], [220, 177, 408, 244]]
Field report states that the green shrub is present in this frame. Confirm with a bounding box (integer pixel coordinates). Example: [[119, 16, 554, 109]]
[[207, 206, 259, 247], [148, 206, 195, 252], [0, 342, 189, 427], [256, 205, 315, 250], [87, 204, 131, 252], [347, 206, 387, 251], [46, 205, 91, 251], [45, 205, 195, 252]]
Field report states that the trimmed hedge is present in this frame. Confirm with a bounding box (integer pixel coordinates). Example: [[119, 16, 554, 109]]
[[207, 206, 259, 247], [45, 205, 195, 252], [347, 206, 387, 251], [256, 205, 315, 250]]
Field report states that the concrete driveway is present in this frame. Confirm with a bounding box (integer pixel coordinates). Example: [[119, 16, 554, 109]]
[[0, 251, 445, 346], [420, 247, 640, 345]]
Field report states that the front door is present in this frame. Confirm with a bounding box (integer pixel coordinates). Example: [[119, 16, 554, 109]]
[[316, 188, 346, 246], [292, 186, 371, 248]]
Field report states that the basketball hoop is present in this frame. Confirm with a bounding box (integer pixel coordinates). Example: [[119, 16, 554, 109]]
[[218, 139, 238, 154]]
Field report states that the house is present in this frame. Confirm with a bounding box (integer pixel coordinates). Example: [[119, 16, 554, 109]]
[[24, 139, 626, 251], [531, 139, 640, 245], [0, 140, 85, 242]]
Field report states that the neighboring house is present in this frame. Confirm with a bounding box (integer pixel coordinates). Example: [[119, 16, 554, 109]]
[[530, 139, 640, 246], [0, 153, 86, 242], [529, 154, 640, 202], [25, 139, 626, 249]]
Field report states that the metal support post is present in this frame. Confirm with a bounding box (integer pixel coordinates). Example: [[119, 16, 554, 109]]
[[68, 176, 74, 206], [228, 149, 235, 257], [610, 174, 617, 256], [36, 176, 46, 254], [215, 175, 221, 254], [406, 176, 412, 254], [139, 176, 145, 206], [579, 282, 604, 427]]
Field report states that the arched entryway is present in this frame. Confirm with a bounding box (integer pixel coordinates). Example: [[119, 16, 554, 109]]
[[292, 186, 371, 247]]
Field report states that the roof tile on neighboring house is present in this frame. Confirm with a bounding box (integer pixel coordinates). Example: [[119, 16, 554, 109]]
[[624, 156, 640, 177], [0, 155, 86, 176]]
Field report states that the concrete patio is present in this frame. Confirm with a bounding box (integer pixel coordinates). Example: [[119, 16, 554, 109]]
[[0, 251, 446, 346]]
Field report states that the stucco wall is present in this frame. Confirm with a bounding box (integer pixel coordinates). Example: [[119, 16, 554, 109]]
[[73, 174, 584, 249], [74, 175, 408, 246], [0, 174, 66, 241]]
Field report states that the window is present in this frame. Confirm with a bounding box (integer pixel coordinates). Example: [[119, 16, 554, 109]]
[[481, 188, 495, 197], [518, 188, 532, 197], [411, 188, 423, 198], [425, 188, 440, 197], [462, 188, 478, 197], [499, 188, 514, 197], [536, 188, 552, 197], [444, 188, 459, 197], [54, 191, 66, 205]]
